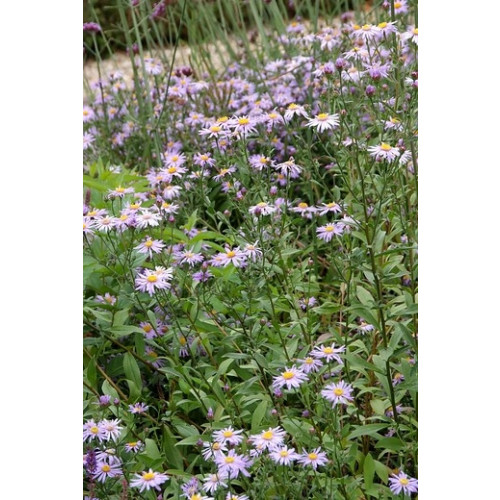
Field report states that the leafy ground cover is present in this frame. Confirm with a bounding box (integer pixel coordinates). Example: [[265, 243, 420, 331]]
[[83, 1, 418, 498]]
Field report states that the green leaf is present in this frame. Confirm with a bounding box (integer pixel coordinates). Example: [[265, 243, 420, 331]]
[[363, 454, 375, 490], [163, 426, 184, 470], [375, 437, 405, 452], [113, 308, 130, 327], [374, 460, 389, 483], [356, 285, 376, 306], [176, 435, 202, 447], [348, 424, 388, 439], [101, 380, 119, 400], [370, 399, 387, 416], [108, 325, 144, 337], [123, 353, 142, 397], [217, 358, 234, 377], [144, 438, 162, 460], [251, 400, 268, 431]]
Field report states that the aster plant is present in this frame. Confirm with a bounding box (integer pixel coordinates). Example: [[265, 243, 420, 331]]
[[83, 0, 418, 498]]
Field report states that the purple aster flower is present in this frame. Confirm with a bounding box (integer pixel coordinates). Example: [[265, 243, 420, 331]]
[[130, 469, 169, 492], [213, 427, 245, 446], [321, 380, 354, 407], [83, 22, 102, 33], [298, 356, 323, 373], [215, 450, 253, 479], [192, 270, 214, 283], [297, 448, 328, 470], [269, 446, 299, 466], [311, 343, 345, 364], [272, 366, 308, 390], [93, 457, 123, 482], [129, 402, 149, 414], [389, 470, 418, 495]]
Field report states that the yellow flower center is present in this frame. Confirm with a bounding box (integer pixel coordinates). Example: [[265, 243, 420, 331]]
[[120, 214, 128, 221], [171, 155, 179, 162], [268, 113, 278, 119], [316, 113, 329, 121], [88, 210, 97, 216], [282, 371, 295, 380], [179, 336, 187, 346], [325, 225, 334, 232], [90, 426, 99, 434], [115, 186, 125, 193], [162, 202, 171, 209], [213, 442, 221, 450], [147, 275, 158, 283], [217, 116, 229, 123], [380, 143, 392, 151], [323, 347, 333, 354], [130, 203, 140, 209], [353, 24, 361, 30], [280, 450, 289, 457], [145, 240, 153, 247], [390, 117, 400, 123], [399, 478, 409, 486], [378, 22, 388, 28], [210, 126, 221, 133], [225, 456, 235, 464], [262, 431, 274, 440], [200, 155, 209, 161], [143, 472, 156, 481], [223, 431, 233, 438], [308, 453, 318, 460], [83, 110, 89, 116], [298, 202, 308, 209], [220, 168, 229, 175], [413, 28, 418, 35], [334, 388, 344, 396], [394, 2, 401, 7], [128, 442, 137, 447], [226, 251, 236, 258], [288, 103, 298, 110], [149, 351, 158, 359], [101, 464, 111, 472], [362, 24, 371, 31], [83, 223, 87, 230], [238, 117, 250, 125], [190, 495, 202, 500], [168, 167, 177, 174], [260, 157, 268, 164], [305, 357, 313, 364], [257, 202, 267, 207]]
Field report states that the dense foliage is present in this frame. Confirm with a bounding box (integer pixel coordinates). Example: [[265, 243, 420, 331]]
[[83, 1, 418, 498]]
